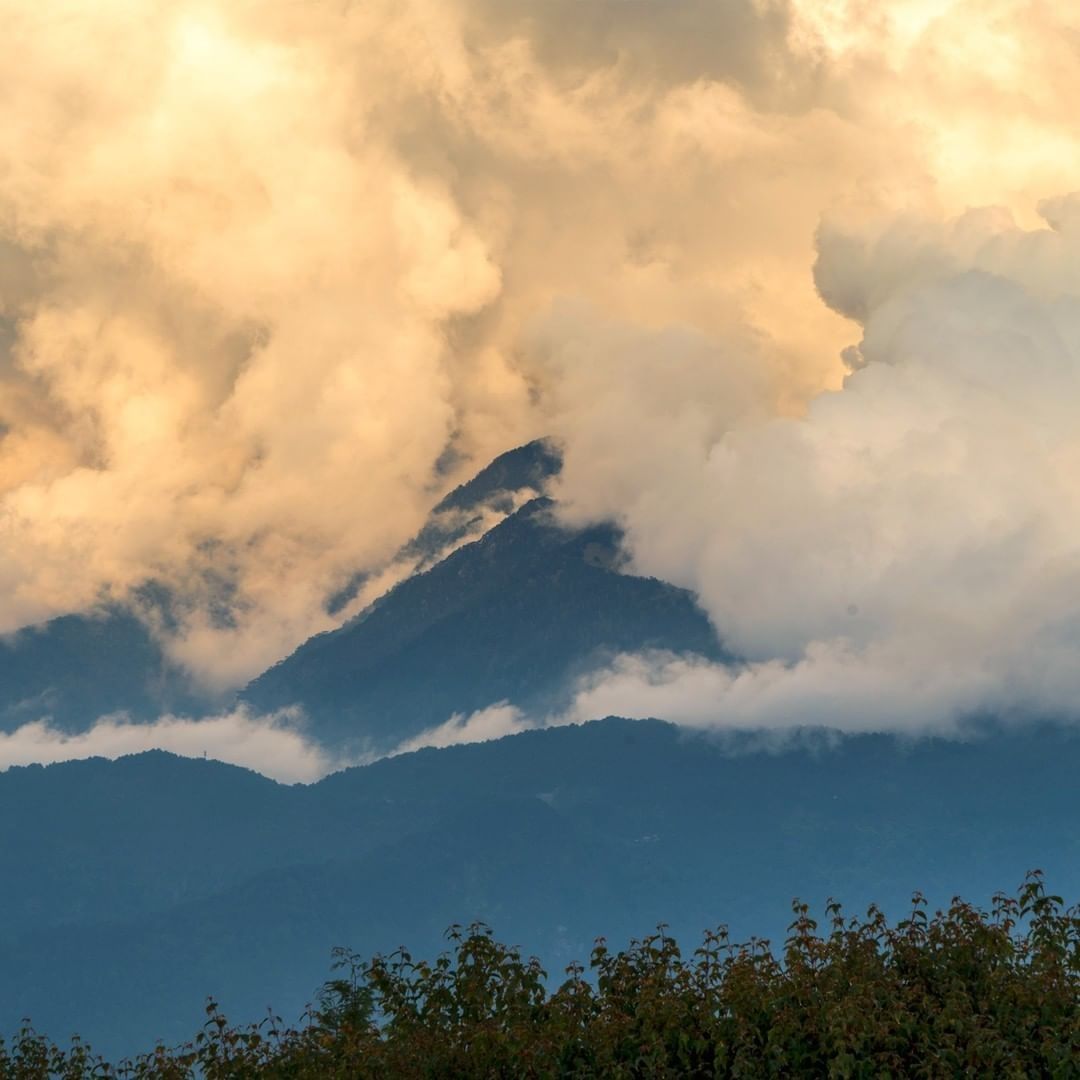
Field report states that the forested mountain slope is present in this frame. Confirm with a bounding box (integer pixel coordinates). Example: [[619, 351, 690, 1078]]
[[0, 440, 721, 752], [0, 442, 561, 734], [0, 606, 199, 733], [3, 718, 1078, 1057], [243, 500, 724, 750]]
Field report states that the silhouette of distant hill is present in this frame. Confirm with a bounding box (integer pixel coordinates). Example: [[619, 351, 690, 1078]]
[[2, 718, 1079, 1056]]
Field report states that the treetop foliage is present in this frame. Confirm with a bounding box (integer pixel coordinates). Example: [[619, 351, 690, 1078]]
[[3, 873, 1077, 1078]]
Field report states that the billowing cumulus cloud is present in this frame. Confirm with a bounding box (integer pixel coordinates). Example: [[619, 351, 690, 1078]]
[[0, 706, 337, 783], [0, 0, 841, 685], [5, 0, 1080, 734], [556, 196, 1080, 735]]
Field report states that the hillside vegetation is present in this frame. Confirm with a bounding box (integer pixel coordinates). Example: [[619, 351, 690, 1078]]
[[242, 497, 723, 749], [3, 874, 1077, 1077], [5, 720, 1080, 1057]]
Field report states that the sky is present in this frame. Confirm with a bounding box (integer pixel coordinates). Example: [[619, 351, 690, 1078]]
[[5, 0, 1080, 775]]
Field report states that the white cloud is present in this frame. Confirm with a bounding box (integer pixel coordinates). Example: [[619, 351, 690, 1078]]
[[558, 649, 996, 736], [555, 199, 1080, 735], [391, 702, 533, 755], [4, 0, 1080, 728], [0, 707, 341, 784]]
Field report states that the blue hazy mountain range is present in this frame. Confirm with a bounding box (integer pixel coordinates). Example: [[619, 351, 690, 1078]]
[[0, 440, 722, 746], [2, 718, 1078, 1057]]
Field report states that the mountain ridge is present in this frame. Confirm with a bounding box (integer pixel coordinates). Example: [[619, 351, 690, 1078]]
[[0, 440, 721, 754], [242, 497, 724, 750], [3, 717, 1079, 1056]]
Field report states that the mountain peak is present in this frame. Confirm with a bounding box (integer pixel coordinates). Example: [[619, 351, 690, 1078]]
[[432, 438, 562, 516]]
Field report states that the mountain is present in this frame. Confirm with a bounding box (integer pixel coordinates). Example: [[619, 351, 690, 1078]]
[[324, 438, 562, 614], [0, 442, 561, 735], [0, 605, 200, 733], [0, 752, 306, 937], [5, 438, 1077, 1059], [394, 438, 563, 567], [2, 717, 1079, 1057], [2, 439, 668, 749], [243, 498, 724, 751]]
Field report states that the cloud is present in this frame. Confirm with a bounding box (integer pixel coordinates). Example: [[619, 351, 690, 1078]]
[[4, 0, 1080, 707], [553, 195, 1080, 735], [391, 702, 533, 755], [0, 706, 340, 783], [558, 650, 995, 736]]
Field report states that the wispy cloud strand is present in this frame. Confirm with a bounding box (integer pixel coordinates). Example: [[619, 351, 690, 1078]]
[[0, 707, 338, 784]]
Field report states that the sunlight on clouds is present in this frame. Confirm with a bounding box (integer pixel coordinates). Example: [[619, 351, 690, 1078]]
[[788, 0, 944, 61], [555, 198, 1080, 738], [4, 0, 1080, 713]]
